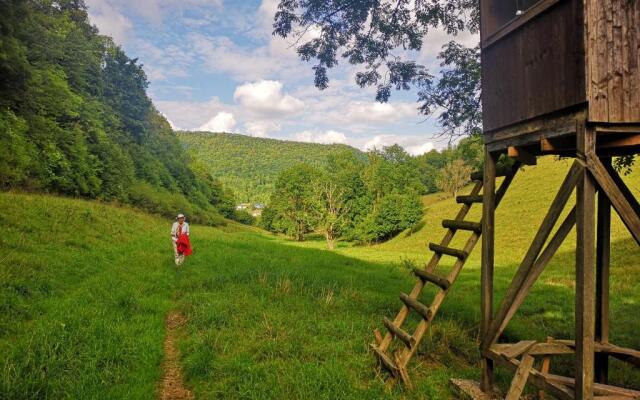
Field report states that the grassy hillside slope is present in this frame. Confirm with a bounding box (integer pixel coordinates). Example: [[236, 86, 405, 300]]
[[1, 192, 462, 399], [1, 193, 175, 398], [286, 155, 639, 389], [178, 132, 364, 204], [2, 154, 639, 399], [380, 156, 639, 265]]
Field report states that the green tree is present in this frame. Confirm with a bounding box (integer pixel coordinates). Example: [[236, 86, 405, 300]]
[[355, 193, 423, 243], [0, 109, 34, 187], [415, 150, 448, 193], [363, 145, 424, 202], [178, 132, 364, 204], [273, 1, 480, 138], [325, 150, 369, 240], [259, 205, 278, 232], [313, 171, 351, 250], [0, 0, 233, 224], [436, 159, 473, 198], [269, 164, 320, 241], [455, 133, 483, 170]]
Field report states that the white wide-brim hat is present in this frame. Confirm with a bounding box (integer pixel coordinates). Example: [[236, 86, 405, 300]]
[[177, 213, 185, 219]]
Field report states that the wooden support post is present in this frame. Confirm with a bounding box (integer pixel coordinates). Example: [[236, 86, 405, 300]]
[[481, 148, 497, 393], [595, 158, 611, 385], [538, 336, 553, 400], [576, 122, 596, 400]]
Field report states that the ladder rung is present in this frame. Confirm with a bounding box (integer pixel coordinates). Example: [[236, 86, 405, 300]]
[[442, 219, 482, 233], [413, 268, 450, 290], [370, 344, 399, 373], [399, 292, 433, 321], [429, 243, 468, 259], [456, 194, 483, 204], [470, 166, 513, 181], [383, 317, 415, 348]]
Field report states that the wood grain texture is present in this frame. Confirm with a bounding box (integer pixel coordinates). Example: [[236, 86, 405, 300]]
[[595, 158, 611, 385], [482, 161, 582, 349], [481, 0, 640, 141], [481, 0, 586, 131], [481, 148, 497, 392], [586, 154, 640, 244], [538, 337, 555, 400], [377, 181, 483, 353], [576, 123, 596, 400], [486, 350, 575, 400], [505, 355, 535, 400], [586, 0, 640, 122]]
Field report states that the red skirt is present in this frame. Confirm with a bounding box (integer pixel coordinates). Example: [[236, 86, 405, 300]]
[[176, 233, 192, 256]]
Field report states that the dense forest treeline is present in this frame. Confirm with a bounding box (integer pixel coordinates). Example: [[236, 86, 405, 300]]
[[179, 131, 484, 207], [178, 132, 365, 204], [261, 146, 422, 247], [0, 0, 236, 224], [258, 136, 485, 247]]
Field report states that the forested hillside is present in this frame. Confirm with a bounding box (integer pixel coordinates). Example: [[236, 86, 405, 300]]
[[178, 132, 365, 204], [0, 0, 234, 224]]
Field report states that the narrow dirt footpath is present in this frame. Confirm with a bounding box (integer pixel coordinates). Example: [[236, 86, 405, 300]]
[[160, 311, 194, 400]]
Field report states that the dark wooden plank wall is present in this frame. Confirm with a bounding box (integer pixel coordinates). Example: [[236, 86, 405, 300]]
[[481, 0, 586, 132], [481, 0, 518, 38], [586, 0, 640, 123]]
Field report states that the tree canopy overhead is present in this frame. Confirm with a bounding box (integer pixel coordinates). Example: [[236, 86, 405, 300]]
[[273, 0, 480, 138]]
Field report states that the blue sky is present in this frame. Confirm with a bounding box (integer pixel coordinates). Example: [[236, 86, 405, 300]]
[[86, 0, 477, 154]]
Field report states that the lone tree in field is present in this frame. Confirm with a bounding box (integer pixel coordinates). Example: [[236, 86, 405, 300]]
[[269, 164, 319, 241], [436, 159, 472, 198], [273, 0, 481, 139], [314, 173, 351, 250]]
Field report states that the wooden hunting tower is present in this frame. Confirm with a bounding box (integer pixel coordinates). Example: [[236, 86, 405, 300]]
[[481, 0, 640, 146], [479, 0, 640, 399], [370, 1, 639, 397]]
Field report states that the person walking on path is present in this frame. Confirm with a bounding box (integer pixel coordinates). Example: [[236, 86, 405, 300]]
[[171, 213, 191, 266]]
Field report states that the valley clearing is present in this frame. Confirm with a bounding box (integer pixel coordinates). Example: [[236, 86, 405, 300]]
[[1, 158, 639, 399]]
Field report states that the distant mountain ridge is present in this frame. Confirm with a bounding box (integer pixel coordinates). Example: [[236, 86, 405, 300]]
[[178, 132, 365, 204]]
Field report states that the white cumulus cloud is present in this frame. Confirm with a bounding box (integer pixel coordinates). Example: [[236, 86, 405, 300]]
[[244, 120, 280, 138], [362, 134, 435, 155], [198, 111, 237, 132], [406, 141, 435, 156], [234, 80, 305, 116], [294, 130, 348, 145], [155, 98, 225, 130], [344, 101, 418, 123], [85, 0, 133, 45]]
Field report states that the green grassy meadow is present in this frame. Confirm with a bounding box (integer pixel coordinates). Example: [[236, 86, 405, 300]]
[[1, 192, 463, 399], [1, 157, 639, 399]]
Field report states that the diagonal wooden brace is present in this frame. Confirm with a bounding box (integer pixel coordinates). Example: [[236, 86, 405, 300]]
[[585, 154, 640, 245], [482, 162, 582, 349], [483, 207, 577, 349], [505, 354, 535, 400]]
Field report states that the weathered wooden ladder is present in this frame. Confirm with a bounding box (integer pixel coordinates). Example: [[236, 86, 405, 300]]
[[371, 162, 521, 386]]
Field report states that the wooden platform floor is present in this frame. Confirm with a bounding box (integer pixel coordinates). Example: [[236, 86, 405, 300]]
[[451, 379, 504, 400]]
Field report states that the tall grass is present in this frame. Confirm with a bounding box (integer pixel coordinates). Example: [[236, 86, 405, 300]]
[[1, 155, 638, 399], [1, 193, 175, 398], [172, 231, 468, 399]]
